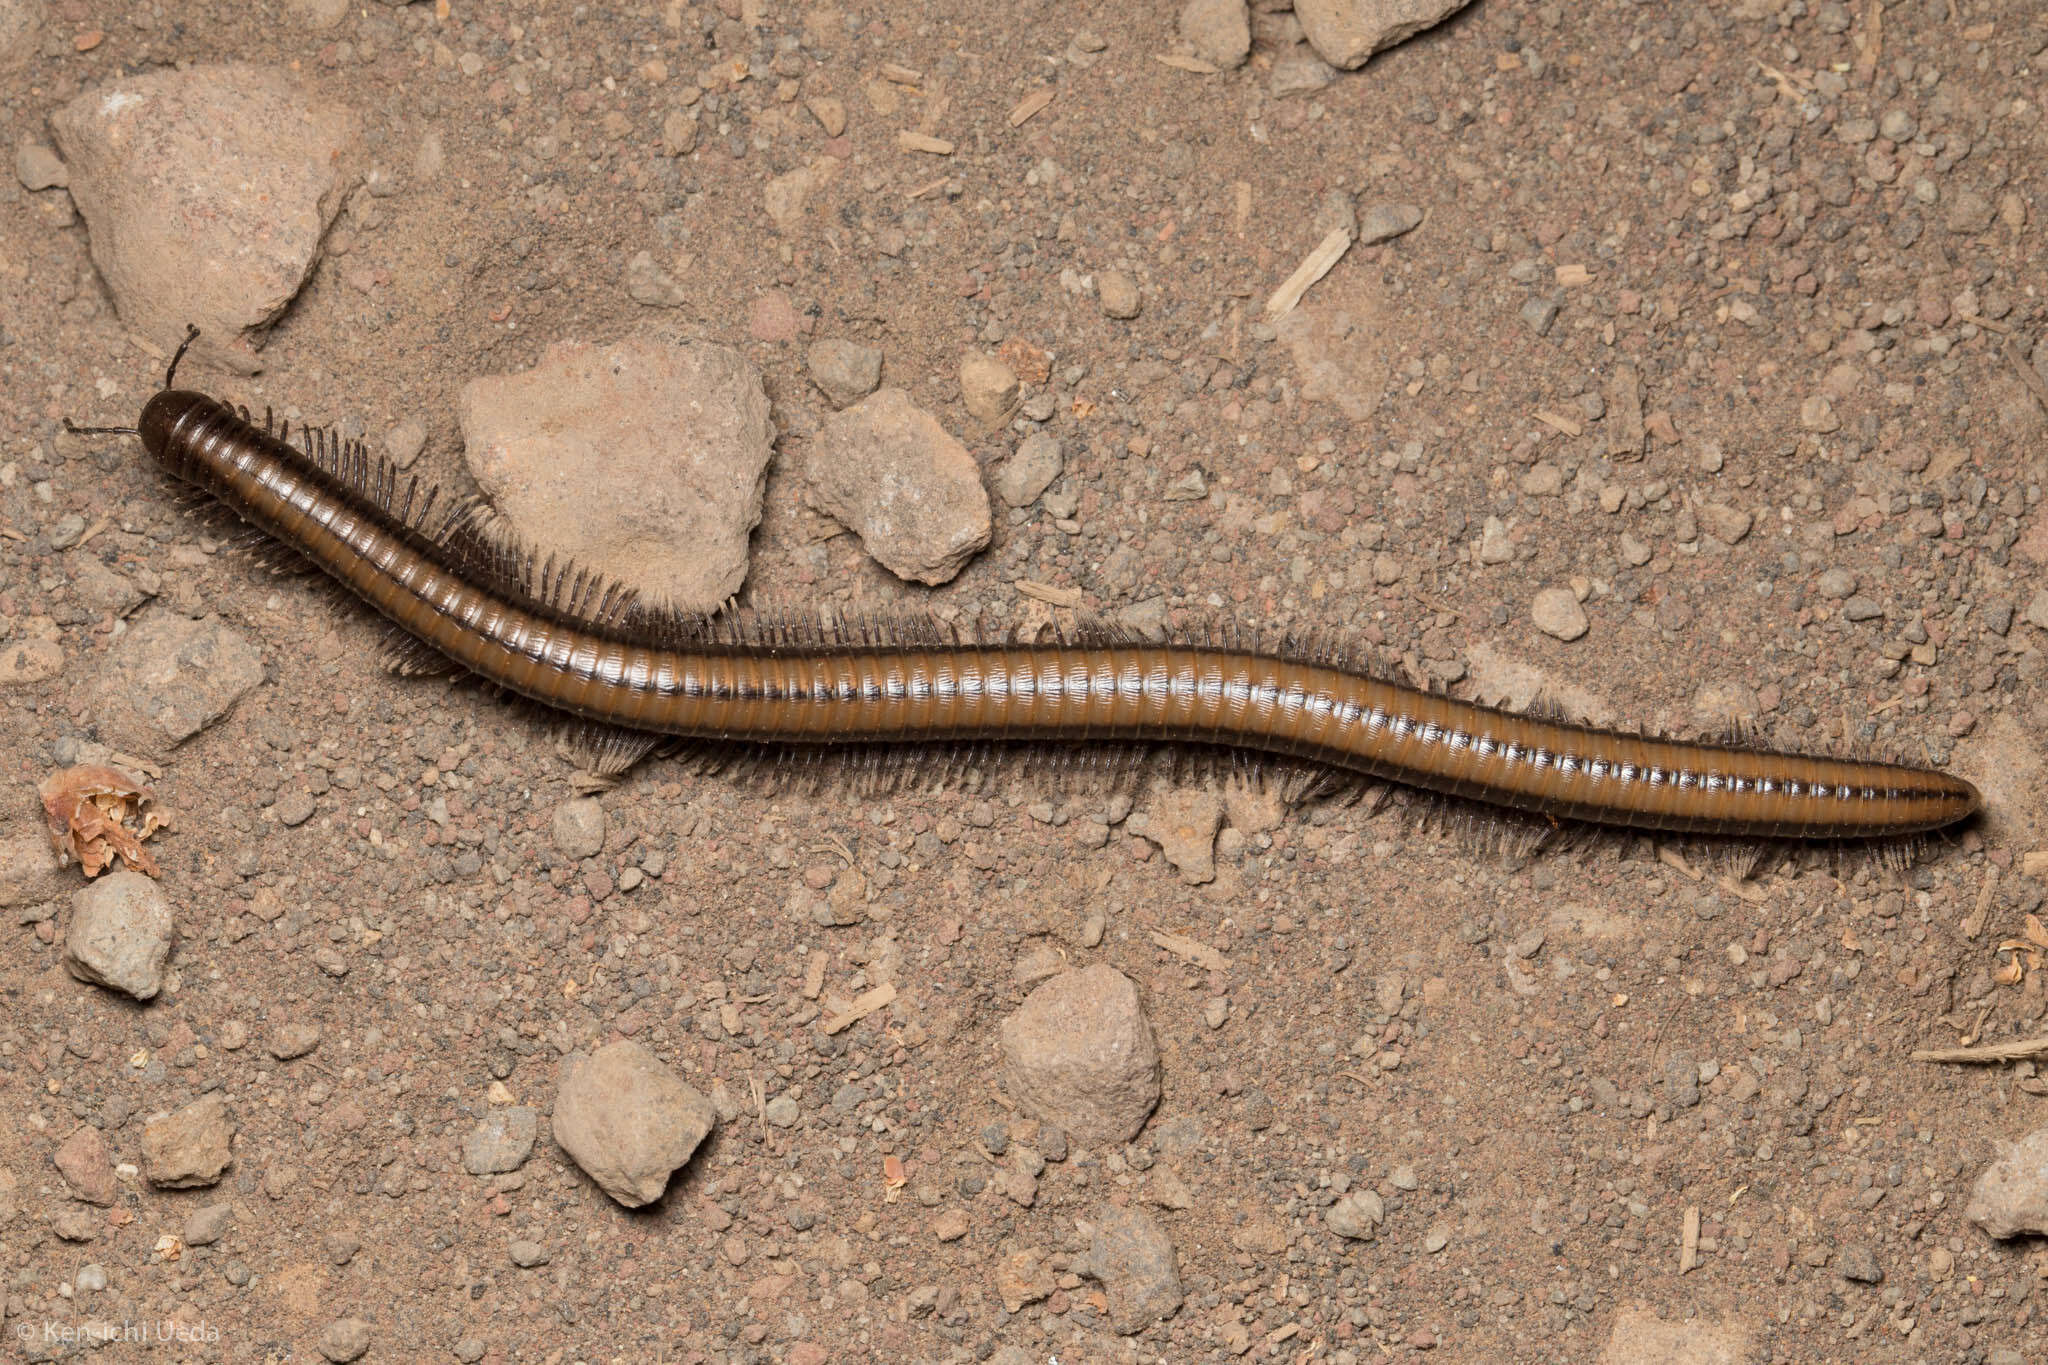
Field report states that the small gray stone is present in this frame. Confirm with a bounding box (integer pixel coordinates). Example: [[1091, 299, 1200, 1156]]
[[1879, 108, 1917, 142], [1662, 1052, 1701, 1109], [1086, 1203, 1183, 1333], [74, 1263, 107, 1293], [806, 338, 883, 408], [994, 433, 1064, 508], [507, 1238, 550, 1268], [1356, 202, 1423, 246], [318, 1317, 371, 1364], [1326, 1189, 1386, 1239], [1520, 296, 1560, 336], [64, 870, 175, 1000], [463, 1106, 538, 1175], [182, 1203, 235, 1247], [763, 1094, 800, 1127], [1841, 596, 1885, 622], [553, 1040, 716, 1207], [1531, 587, 1588, 641], [1839, 1243, 1883, 1283], [1099, 270, 1141, 319], [1269, 46, 1337, 97], [453, 1339, 487, 1365], [624, 250, 688, 307], [552, 798, 605, 860], [272, 790, 316, 827], [1816, 568, 1857, 600]]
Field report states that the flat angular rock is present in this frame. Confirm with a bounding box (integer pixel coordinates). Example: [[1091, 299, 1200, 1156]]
[[463, 1106, 538, 1176], [143, 1094, 235, 1189], [0, 0, 45, 70], [1967, 1125, 2048, 1239], [999, 965, 1161, 1144], [553, 1041, 715, 1207], [83, 613, 264, 758], [806, 338, 884, 409], [1134, 787, 1224, 884], [1179, 0, 1250, 69], [1296, 0, 1474, 69], [805, 388, 992, 585], [51, 65, 359, 371], [53, 1126, 117, 1205], [1086, 1203, 1184, 1333], [461, 336, 774, 616], [64, 869, 175, 1000], [0, 826, 68, 908], [994, 433, 1063, 508]]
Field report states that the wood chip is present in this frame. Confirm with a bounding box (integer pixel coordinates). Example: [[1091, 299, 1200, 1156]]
[[1150, 930, 1230, 973], [1679, 1205, 1700, 1274], [2004, 339, 2048, 413], [802, 950, 827, 1000], [1606, 363, 1646, 458], [1154, 53, 1220, 74], [1911, 1034, 2048, 1064], [1534, 409, 1583, 437], [1963, 868, 1998, 941], [880, 62, 923, 85], [1008, 88, 1055, 127], [1016, 579, 1083, 608], [823, 981, 896, 1034], [897, 131, 954, 156], [1555, 263, 1592, 287], [905, 176, 949, 199], [1262, 227, 1352, 323]]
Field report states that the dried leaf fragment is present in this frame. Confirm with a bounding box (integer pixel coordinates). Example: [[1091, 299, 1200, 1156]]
[[39, 764, 168, 878]]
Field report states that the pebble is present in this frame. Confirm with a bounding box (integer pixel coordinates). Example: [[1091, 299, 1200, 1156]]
[[1965, 1123, 2048, 1238], [552, 798, 606, 860], [507, 1238, 550, 1268], [1697, 503, 1752, 544], [454, 1339, 487, 1364], [552, 1040, 717, 1207], [933, 1208, 970, 1241], [14, 139, 66, 190], [1269, 47, 1337, 98], [462, 1106, 538, 1175], [1098, 270, 1142, 319], [763, 1094, 800, 1127], [1086, 1203, 1184, 1334], [1520, 296, 1560, 335], [999, 964, 1161, 1144], [143, 1094, 236, 1189], [73, 1263, 107, 1293], [460, 336, 774, 614], [53, 1126, 117, 1206], [1296, 0, 1475, 69], [0, 0, 41, 69], [318, 1317, 371, 1364], [382, 418, 427, 468], [805, 338, 884, 408], [624, 250, 689, 307], [1178, 0, 1250, 69], [959, 351, 1020, 427], [1841, 596, 1885, 622], [1134, 786, 1223, 884], [50, 65, 359, 370], [804, 95, 846, 137], [660, 108, 699, 157], [1838, 1243, 1884, 1283], [1356, 202, 1424, 246], [1816, 567, 1857, 599], [64, 870, 176, 1000], [804, 388, 992, 585], [994, 432, 1064, 508], [1530, 587, 1588, 641], [268, 1021, 322, 1060], [88, 613, 265, 757], [0, 637, 64, 687], [1325, 1189, 1386, 1239], [182, 1203, 234, 1247], [272, 790, 317, 827]]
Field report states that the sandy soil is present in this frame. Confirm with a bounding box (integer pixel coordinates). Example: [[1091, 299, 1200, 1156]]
[[4, 1, 2048, 1362]]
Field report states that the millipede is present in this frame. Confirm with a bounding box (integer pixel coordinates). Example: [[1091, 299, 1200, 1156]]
[[68, 330, 1980, 847]]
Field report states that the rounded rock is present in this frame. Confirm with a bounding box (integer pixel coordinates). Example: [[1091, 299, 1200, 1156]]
[[1531, 587, 1589, 641]]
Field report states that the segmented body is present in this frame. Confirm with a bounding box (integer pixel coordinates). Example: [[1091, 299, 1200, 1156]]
[[132, 387, 1979, 841]]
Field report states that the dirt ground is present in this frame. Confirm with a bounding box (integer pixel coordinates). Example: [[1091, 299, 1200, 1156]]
[[5, 0, 2048, 1362]]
